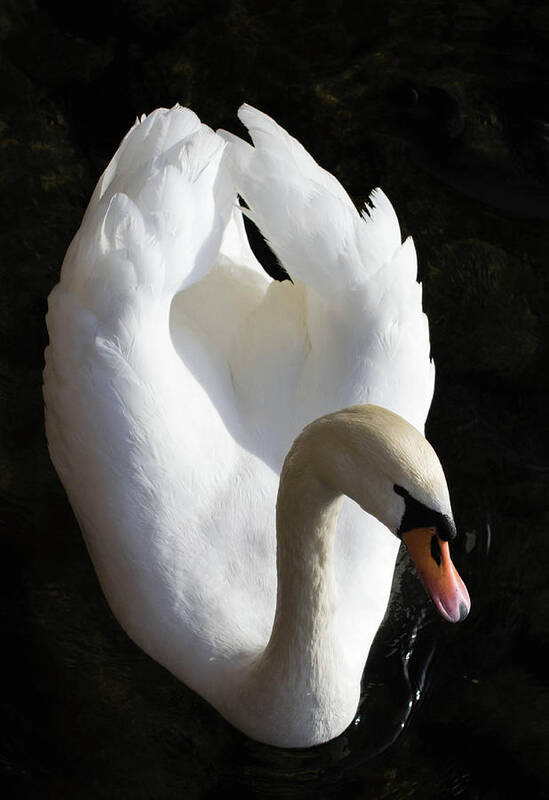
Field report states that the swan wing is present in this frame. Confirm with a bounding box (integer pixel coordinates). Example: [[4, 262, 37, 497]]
[[44, 107, 278, 703], [219, 105, 434, 443], [220, 104, 401, 295]]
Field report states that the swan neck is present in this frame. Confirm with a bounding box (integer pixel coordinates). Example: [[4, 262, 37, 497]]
[[269, 472, 343, 670], [230, 409, 402, 746]]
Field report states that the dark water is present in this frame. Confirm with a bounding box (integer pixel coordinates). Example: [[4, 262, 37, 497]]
[[2, 1, 548, 798]]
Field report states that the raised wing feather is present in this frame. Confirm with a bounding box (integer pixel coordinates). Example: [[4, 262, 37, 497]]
[[220, 104, 402, 295], [218, 105, 434, 443]]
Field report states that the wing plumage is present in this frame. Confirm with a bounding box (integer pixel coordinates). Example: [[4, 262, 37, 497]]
[[220, 105, 402, 294], [219, 105, 433, 441]]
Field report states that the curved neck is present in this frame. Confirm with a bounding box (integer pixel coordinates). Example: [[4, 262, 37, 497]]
[[231, 415, 373, 747], [213, 406, 439, 746], [222, 406, 423, 747], [267, 470, 344, 687]]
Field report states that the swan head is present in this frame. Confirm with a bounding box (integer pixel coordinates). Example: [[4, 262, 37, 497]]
[[299, 404, 471, 623]]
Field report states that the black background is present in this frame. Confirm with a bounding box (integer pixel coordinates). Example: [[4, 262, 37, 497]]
[[2, 1, 548, 798]]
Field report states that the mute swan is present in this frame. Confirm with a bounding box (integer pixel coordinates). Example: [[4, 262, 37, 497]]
[[43, 104, 470, 748]]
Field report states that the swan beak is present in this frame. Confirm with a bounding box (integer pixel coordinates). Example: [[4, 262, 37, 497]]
[[402, 527, 471, 623]]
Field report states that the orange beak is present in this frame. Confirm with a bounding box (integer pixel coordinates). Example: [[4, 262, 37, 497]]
[[402, 527, 470, 623]]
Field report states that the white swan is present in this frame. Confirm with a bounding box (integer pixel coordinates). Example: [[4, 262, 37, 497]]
[[43, 104, 470, 748]]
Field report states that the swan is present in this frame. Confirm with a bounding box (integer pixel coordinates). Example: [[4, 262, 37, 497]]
[[43, 104, 470, 748]]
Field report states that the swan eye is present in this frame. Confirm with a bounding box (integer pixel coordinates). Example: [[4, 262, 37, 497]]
[[436, 514, 457, 542], [394, 484, 456, 541]]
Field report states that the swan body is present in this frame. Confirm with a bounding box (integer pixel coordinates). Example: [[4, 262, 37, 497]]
[[43, 104, 469, 747]]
